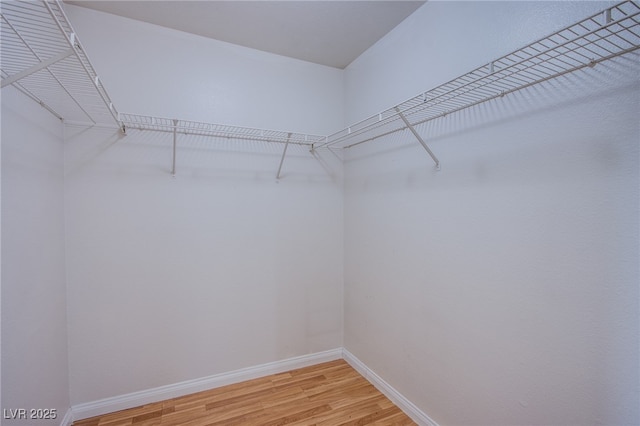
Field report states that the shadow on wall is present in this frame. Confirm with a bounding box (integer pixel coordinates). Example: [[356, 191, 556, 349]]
[[343, 52, 640, 192], [62, 51, 638, 189], [64, 123, 344, 185]]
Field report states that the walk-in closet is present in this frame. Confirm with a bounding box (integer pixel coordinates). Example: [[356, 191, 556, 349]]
[[2, 1, 639, 425]]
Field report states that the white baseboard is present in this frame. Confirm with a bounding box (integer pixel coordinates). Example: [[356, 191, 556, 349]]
[[71, 348, 342, 421], [342, 348, 439, 426], [72, 347, 437, 426], [59, 408, 73, 426]]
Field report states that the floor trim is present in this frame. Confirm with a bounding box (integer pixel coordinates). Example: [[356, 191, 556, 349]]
[[59, 408, 73, 426], [71, 347, 438, 426], [71, 348, 342, 421], [342, 348, 439, 426]]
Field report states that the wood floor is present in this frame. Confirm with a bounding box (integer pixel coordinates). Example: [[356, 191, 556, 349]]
[[72, 359, 416, 426]]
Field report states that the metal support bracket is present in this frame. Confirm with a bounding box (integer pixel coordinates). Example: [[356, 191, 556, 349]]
[[395, 107, 440, 170], [1, 48, 74, 88], [117, 112, 126, 135], [276, 133, 292, 179], [171, 119, 178, 176]]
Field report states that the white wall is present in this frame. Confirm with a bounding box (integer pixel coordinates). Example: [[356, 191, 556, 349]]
[[1, 87, 70, 424], [345, 1, 619, 124], [4, 2, 637, 423], [344, 2, 639, 425], [63, 5, 344, 405], [65, 4, 344, 135]]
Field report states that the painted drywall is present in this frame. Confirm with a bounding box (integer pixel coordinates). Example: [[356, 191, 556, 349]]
[[64, 4, 344, 135], [4, 1, 637, 422], [62, 6, 344, 405], [1, 87, 70, 425], [343, 2, 639, 425], [345, 1, 621, 125]]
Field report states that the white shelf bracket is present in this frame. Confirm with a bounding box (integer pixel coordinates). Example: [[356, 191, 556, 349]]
[[171, 119, 178, 177], [395, 107, 440, 171], [276, 133, 292, 180], [1, 48, 74, 88], [116, 112, 126, 135], [43, 1, 120, 126]]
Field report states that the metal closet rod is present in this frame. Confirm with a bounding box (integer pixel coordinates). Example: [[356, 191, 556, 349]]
[[0, 0, 122, 128], [0, 8, 91, 121], [318, 0, 640, 167], [118, 113, 325, 146], [63, 0, 640, 175], [3, 1, 638, 175], [117, 114, 325, 178], [44, 0, 123, 129]]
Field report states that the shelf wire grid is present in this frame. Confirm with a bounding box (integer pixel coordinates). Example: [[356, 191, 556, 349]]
[[1, 1, 325, 146], [1, 0, 119, 125], [322, 0, 640, 149], [119, 113, 326, 147], [2, 1, 638, 152]]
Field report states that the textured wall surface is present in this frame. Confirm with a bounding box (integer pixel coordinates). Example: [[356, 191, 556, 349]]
[[343, 2, 640, 425]]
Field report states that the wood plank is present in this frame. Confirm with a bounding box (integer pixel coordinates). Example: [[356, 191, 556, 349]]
[[72, 360, 416, 425]]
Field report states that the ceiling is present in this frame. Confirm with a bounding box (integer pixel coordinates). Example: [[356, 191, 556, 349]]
[[66, 1, 425, 69]]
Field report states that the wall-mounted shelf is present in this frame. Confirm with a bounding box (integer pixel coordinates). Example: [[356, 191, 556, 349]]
[[1, 0, 120, 126], [119, 113, 326, 178], [119, 113, 324, 147], [320, 0, 640, 168], [2, 1, 639, 175]]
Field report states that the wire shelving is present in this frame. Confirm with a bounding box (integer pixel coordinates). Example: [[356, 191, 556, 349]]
[[320, 0, 640, 168], [2, 1, 639, 174]]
